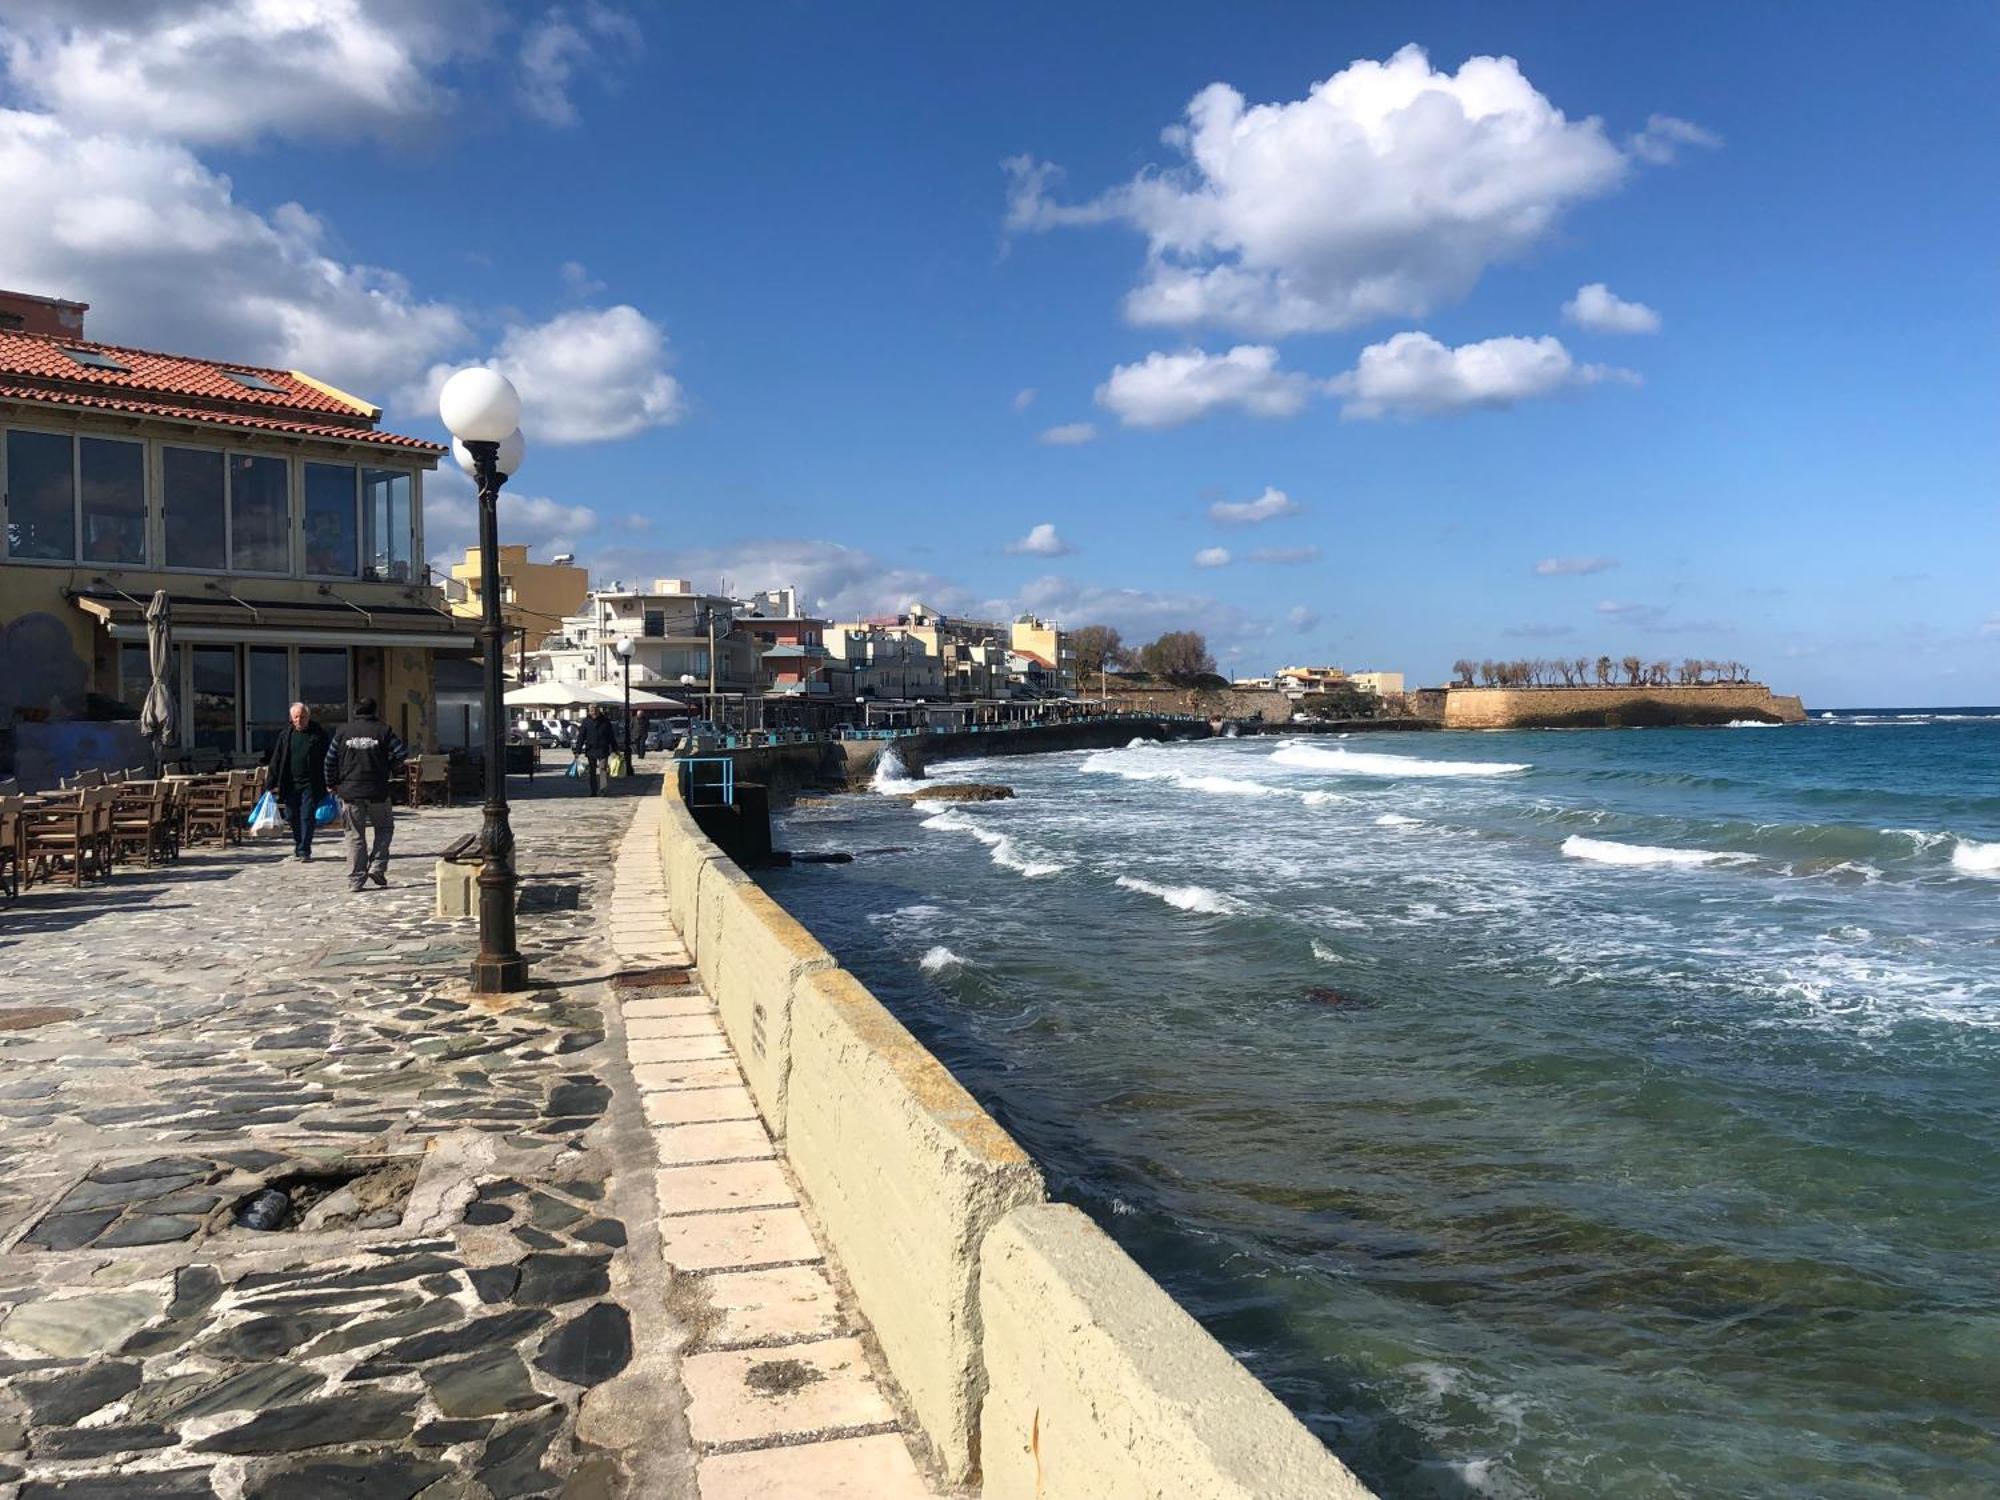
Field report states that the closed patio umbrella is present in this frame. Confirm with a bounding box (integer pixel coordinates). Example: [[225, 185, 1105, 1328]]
[[139, 589, 176, 773]]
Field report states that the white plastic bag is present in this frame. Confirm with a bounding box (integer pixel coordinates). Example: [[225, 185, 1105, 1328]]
[[249, 790, 282, 836]]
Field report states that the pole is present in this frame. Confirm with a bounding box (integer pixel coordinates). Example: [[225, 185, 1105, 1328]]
[[468, 440, 527, 994], [622, 652, 632, 777]]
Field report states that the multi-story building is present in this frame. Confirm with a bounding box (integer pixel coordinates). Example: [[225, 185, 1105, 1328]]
[[446, 543, 587, 661], [734, 588, 832, 706], [824, 625, 944, 703], [0, 287, 473, 784], [1275, 665, 1350, 698], [1008, 614, 1074, 695], [833, 603, 1015, 701], [536, 579, 759, 710], [1347, 671, 1405, 699]]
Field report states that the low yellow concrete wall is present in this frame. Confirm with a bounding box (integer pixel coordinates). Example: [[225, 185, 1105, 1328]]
[[655, 780, 1376, 1497], [787, 967, 1045, 1481], [980, 1204, 1374, 1500]]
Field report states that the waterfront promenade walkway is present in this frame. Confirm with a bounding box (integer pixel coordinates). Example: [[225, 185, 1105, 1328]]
[[0, 775, 943, 1498]]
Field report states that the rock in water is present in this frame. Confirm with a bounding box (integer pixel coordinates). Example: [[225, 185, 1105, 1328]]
[[910, 784, 1014, 802]]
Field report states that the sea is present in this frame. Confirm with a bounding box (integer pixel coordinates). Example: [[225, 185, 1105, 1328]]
[[759, 709, 2000, 1499]]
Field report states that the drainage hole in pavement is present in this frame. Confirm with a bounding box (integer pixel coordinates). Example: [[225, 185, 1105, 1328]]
[[230, 1155, 422, 1234]]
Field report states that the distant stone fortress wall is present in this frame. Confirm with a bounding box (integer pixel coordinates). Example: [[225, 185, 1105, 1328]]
[[1421, 683, 1806, 729]]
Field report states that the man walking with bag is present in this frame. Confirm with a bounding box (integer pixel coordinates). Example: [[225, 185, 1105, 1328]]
[[325, 696, 407, 892], [265, 702, 331, 861], [571, 705, 618, 796]]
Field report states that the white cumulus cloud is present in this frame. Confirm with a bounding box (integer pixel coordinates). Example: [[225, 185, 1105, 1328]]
[[1562, 283, 1660, 334], [1006, 523, 1074, 557], [1331, 331, 1634, 419], [425, 465, 598, 572], [1194, 547, 1232, 568], [1007, 44, 1631, 337], [1535, 555, 1619, 576], [1037, 422, 1097, 446], [1097, 345, 1314, 428], [1209, 486, 1300, 525], [422, 306, 687, 444]]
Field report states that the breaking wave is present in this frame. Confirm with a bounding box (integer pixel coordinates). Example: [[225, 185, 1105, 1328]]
[[918, 945, 964, 973], [1271, 743, 1529, 778], [1115, 876, 1236, 914], [870, 745, 915, 792], [1951, 838, 2000, 877], [1561, 836, 1740, 868], [920, 809, 1066, 878]]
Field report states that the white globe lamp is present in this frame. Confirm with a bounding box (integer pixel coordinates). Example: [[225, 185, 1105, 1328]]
[[438, 367, 521, 443], [454, 430, 524, 480]]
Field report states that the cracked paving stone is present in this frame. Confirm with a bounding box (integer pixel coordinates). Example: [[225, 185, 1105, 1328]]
[[18, 1360, 144, 1425], [200, 1310, 354, 1361], [477, 1408, 566, 1499], [167, 1363, 325, 1421], [95, 1213, 205, 1247], [55, 1174, 202, 1212], [30, 1423, 179, 1460], [365, 1307, 553, 1367], [424, 1345, 551, 1417], [516, 1254, 610, 1307], [22, 1208, 121, 1250], [18, 1470, 218, 1500], [468, 1266, 520, 1304], [534, 1303, 631, 1389], [414, 1418, 495, 1446], [244, 1453, 450, 1500], [194, 1392, 419, 1454], [302, 1297, 461, 1357]]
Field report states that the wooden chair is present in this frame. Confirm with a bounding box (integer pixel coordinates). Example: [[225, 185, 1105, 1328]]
[[226, 769, 260, 842], [0, 794, 21, 901], [105, 768, 128, 785], [405, 754, 451, 808], [61, 768, 106, 791], [111, 781, 175, 866], [179, 775, 234, 847], [22, 787, 114, 887]]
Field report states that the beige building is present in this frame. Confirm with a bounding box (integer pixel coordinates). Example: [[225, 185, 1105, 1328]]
[[1008, 614, 1074, 695], [0, 289, 472, 785], [448, 543, 587, 657], [1275, 664, 1349, 698], [1348, 671, 1405, 698]]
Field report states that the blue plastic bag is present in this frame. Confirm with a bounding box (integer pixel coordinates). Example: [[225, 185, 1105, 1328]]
[[313, 794, 340, 826], [248, 791, 281, 836]]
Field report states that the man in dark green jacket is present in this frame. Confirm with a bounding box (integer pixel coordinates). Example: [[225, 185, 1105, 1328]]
[[265, 703, 331, 861]]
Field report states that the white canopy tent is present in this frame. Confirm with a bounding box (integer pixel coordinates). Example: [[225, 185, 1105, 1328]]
[[504, 682, 690, 711]]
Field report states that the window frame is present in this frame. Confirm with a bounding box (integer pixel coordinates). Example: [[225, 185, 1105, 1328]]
[[301, 459, 363, 582], [76, 433, 149, 567], [225, 449, 295, 576], [1, 423, 82, 564]]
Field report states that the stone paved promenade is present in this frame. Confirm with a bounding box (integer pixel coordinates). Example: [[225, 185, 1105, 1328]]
[[0, 774, 687, 1499]]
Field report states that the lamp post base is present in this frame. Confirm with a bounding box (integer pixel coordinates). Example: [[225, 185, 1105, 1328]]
[[470, 953, 531, 993]]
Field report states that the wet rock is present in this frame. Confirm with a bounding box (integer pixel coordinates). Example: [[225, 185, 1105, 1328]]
[[424, 1346, 550, 1417], [534, 1303, 631, 1388], [194, 1391, 418, 1454], [19, 1360, 143, 1425], [515, 1253, 610, 1307], [910, 783, 1014, 802]]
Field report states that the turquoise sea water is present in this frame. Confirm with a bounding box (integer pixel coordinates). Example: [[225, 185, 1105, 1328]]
[[760, 712, 2000, 1499]]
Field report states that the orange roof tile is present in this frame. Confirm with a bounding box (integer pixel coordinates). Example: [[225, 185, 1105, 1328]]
[[0, 328, 443, 453]]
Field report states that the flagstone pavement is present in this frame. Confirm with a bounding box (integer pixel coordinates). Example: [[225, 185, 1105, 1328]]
[[0, 770, 944, 1500]]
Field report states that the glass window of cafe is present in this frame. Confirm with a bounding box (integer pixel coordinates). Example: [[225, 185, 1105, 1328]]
[[126, 644, 353, 756], [3, 428, 146, 564]]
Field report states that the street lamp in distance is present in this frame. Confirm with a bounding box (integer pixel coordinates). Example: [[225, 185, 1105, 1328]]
[[439, 367, 528, 995], [615, 636, 635, 777]]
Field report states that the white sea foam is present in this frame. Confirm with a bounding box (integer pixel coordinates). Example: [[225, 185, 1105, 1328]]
[[1375, 812, 1420, 827], [866, 903, 943, 924], [1725, 720, 1779, 728], [1562, 835, 1737, 868], [921, 808, 1065, 877], [1301, 790, 1354, 807], [1884, 828, 1952, 854], [1951, 837, 2000, 877], [1083, 747, 1284, 799], [1271, 742, 1529, 778], [918, 945, 963, 973], [870, 745, 915, 792], [1177, 774, 1281, 798], [1115, 875, 1235, 913]]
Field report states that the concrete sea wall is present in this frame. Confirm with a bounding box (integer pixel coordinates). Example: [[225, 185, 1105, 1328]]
[[1439, 683, 1806, 729], [657, 781, 1372, 1497]]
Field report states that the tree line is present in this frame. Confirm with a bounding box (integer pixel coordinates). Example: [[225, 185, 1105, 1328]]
[[1071, 625, 1218, 684], [1450, 657, 1755, 689]]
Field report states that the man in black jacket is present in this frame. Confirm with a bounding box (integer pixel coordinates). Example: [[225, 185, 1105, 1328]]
[[324, 697, 407, 892], [571, 705, 618, 796], [265, 702, 331, 861]]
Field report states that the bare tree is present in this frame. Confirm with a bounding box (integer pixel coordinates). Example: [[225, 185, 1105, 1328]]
[[1622, 655, 1643, 686], [1451, 658, 1476, 687], [1479, 659, 1497, 686], [1596, 655, 1613, 686]]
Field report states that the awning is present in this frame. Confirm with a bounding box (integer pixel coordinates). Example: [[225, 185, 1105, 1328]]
[[72, 587, 480, 652]]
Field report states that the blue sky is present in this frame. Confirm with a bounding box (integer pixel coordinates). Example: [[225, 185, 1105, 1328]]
[[2, 1, 1993, 704]]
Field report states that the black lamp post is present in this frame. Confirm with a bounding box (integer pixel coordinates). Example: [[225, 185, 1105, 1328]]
[[616, 636, 635, 777], [439, 369, 528, 994]]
